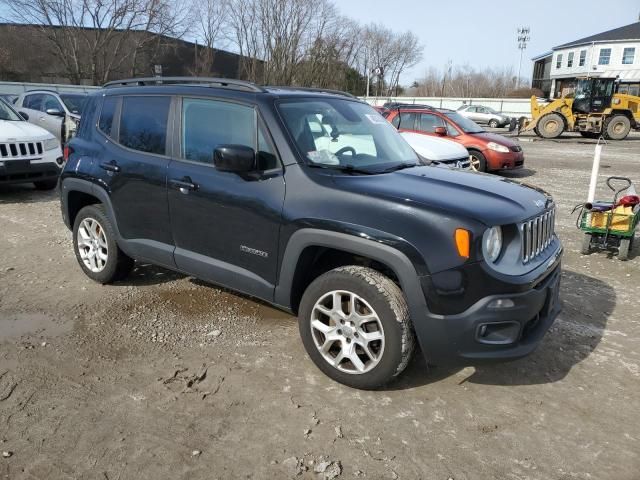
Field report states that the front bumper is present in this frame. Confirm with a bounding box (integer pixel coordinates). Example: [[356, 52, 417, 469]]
[[0, 156, 63, 185], [485, 149, 525, 171], [414, 253, 562, 365]]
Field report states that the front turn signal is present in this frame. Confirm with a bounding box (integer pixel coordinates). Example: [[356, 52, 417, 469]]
[[455, 229, 471, 259]]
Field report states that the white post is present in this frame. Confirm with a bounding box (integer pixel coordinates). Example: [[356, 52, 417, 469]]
[[587, 143, 603, 203]]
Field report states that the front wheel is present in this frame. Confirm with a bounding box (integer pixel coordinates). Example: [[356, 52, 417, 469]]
[[488, 119, 499, 128], [298, 266, 415, 390], [469, 150, 487, 172], [73, 204, 134, 283], [537, 113, 565, 139], [580, 233, 592, 255], [34, 179, 58, 190]]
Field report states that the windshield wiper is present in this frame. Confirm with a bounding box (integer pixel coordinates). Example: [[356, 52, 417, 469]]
[[307, 163, 374, 175], [380, 162, 419, 173]]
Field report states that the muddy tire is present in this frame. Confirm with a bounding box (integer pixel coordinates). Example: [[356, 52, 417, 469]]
[[619, 238, 631, 261], [604, 115, 631, 141], [537, 113, 565, 139], [298, 266, 415, 390], [580, 233, 592, 255], [33, 179, 58, 190], [469, 150, 487, 172], [73, 204, 134, 284]]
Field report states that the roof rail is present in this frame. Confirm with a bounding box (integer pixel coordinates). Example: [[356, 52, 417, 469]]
[[386, 103, 434, 110], [268, 86, 357, 99], [103, 77, 267, 93]]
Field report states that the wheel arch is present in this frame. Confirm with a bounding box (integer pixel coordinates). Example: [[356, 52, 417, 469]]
[[275, 229, 428, 319]]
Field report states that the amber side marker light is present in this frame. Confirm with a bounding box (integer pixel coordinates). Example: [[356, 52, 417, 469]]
[[455, 229, 471, 259]]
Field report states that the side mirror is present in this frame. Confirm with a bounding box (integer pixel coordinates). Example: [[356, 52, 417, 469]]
[[46, 108, 65, 117], [434, 126, 447, 136], [213, 145, 256, 173], [19, 111, 29, 121]]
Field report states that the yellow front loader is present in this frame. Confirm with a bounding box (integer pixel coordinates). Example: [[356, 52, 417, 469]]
[[522, 77, 640, 140]]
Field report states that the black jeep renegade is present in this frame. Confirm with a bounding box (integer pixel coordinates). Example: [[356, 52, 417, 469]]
[[60, 77, 562, 389]]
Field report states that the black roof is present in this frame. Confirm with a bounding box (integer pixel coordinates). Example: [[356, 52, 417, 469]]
[[554, 22, 640, 49]]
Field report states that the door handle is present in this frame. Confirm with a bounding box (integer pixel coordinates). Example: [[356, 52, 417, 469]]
[[99, 161, 121, 173], [169, 177, 197, 193]]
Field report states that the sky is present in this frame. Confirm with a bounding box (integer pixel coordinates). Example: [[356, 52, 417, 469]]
[[337, 0, 640, 84]]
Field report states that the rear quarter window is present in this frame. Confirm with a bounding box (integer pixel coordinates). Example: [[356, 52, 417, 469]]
[[98, 96, 118, 139]]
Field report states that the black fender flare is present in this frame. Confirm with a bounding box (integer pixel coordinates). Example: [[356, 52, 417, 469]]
[[274, 228, 429, 322]]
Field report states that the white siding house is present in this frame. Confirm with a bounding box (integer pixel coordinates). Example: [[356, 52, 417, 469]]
[[532, 22, 640, 98]]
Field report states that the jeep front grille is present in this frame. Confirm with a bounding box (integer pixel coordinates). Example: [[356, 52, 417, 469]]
[[521, 207, 555, 264], [0, 142, 43, 158]]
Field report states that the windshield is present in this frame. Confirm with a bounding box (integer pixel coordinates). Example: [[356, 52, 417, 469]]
[[0, 98, 22, 121], [277, 98, 419, 172], [444, 112, 484, 133], [60, 94, 86, 115]]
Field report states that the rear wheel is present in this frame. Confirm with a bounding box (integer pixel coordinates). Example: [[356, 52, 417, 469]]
[[468, 150, 487, 172], [33, 179, 58, 190], [580, 233, 592, 255], [298, 266, 415, 390], [604, 115, 631, 140], [537, 113, 565, 139], [619, 238, 631, 261], [73, 204, 134, 283]]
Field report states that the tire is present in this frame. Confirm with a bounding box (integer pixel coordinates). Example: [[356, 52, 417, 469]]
[[298, 266, 415, 390], [469, 150, 487, 172], [537, 113, 565, 139], [603, 115, 631, 141], [33, 179, 58, 190], [488, 119, 499, 128], [579, 132, 600, 139], [580, 233, 592, 255], [619, 238, 631, 261], [72, 204, 134, 284]]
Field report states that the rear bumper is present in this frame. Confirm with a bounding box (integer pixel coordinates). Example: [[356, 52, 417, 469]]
[[414, 257, 562, 366], [0, 158, 63, 185], [485, 149, 525, 171]]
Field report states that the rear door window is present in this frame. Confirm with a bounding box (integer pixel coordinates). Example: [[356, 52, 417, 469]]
[[119, 96, 171, 155], [23, 94, 44, 110]]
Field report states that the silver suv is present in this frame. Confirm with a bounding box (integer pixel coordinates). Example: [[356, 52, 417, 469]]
[[14, 91, 87, 143], [456, 105, 510, 128]]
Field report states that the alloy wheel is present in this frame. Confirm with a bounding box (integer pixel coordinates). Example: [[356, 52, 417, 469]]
[[310, 290, 385, 374], [77, 218, 108, 273]]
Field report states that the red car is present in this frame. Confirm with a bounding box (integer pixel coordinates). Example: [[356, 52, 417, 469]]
[[385, 106, 524, 172]]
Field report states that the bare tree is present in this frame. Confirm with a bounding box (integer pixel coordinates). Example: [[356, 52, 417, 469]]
[[0, 0, 188, 84], [190, 0, 228, 75]]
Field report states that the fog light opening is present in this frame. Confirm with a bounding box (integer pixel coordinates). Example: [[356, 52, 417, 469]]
[[488, 298, 515, 309], [56, 156, 64, 166]]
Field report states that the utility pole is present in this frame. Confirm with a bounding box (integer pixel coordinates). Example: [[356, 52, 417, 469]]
[[517, 27, 531, 89]]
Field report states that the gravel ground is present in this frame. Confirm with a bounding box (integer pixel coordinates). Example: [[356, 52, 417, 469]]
[[0, 132, 639, 480]]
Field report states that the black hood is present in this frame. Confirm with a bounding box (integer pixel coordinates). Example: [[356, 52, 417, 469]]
[[331, 166, 551, 226]]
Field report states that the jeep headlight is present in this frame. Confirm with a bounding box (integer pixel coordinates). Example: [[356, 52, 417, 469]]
[[487, 142, 510, 153], [483, 226, 503, 262], [43, 137, 60, 151]]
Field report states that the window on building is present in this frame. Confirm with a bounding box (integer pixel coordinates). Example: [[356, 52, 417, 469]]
[[622, 47, 635, 65], [181, 98, 255, 164], [567, 52, 574, 68], [598, 48, 611, 65], [119, 96, 170, 155], [556, 54, 563, 69], [579, 50, 587, 67]]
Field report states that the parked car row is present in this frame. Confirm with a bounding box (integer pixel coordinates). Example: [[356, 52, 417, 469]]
[[52, 77, 561, 390]]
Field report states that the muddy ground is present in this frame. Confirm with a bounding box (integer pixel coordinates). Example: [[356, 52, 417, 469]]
[[1, 132, 639, 480]]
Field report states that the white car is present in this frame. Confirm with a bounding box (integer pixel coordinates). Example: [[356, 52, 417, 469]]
[[0, 98, 64, 190], [400, 131, 471, 169]]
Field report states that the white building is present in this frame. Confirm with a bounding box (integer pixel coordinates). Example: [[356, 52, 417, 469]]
[[532, 22, 640, 98]]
